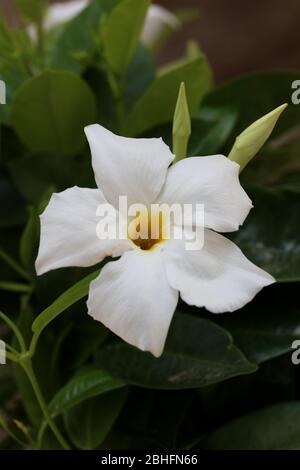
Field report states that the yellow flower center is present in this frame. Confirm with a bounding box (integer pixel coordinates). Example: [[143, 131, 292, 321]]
[[128, 208, 168, 251]]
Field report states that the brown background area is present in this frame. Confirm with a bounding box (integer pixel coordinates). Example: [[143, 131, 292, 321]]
[[1, 0, 300, 82]]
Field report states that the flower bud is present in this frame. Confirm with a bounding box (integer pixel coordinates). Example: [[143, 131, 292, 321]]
[[172, 82, 191, 162], [228, 103, 288, 171]]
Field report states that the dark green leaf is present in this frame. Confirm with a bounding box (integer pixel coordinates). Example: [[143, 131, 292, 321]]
[[11, 70, 97, 156], [49, 369, 125, 418], [124, 45, 155, 112], [64, 388, 128, 449], [203, 401, 300, 450], [97, 314, 256, 390], [189, 105, 238, 155], [233, 184, 300, 282], [214, 283, 300, 364]]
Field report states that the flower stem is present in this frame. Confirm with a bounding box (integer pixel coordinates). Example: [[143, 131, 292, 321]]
[[21, 358, 70, 450]]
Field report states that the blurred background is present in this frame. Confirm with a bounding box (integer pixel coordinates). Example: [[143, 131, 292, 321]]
[[0, 0, 300, 82]]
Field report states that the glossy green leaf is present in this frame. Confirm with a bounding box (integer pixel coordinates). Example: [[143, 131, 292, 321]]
[[189, 105, 238, 155], [214, 283, 300, 364], [64, 388, 128, 449], [232, 184, 300, 282], [102, 0, 149, 75], [49, 369, 126, 418], [125, 54, 212, 136], [203, 402, 300, 450], [69, 321, 109, 368], [32, 270, 99, 338], [124, 45, 155, 112], [8, 150, 94, 204], [11, 70, 97, 156], [97, 314, 256, 389]]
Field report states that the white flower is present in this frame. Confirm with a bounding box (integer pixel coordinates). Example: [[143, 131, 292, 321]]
[[42, 1, 180, 48], [36, 124, 275, 358]]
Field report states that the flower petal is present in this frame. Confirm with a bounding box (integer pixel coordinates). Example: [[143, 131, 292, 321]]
[[87, 249, 178, 357], [156, 155, 252, 232], [36, 186, 131, 275], [163, 228, 275, 313], [85, 124, 174, 209]]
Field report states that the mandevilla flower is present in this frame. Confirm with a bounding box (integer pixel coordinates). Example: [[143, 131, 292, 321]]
[[36, 124, 274, 357]]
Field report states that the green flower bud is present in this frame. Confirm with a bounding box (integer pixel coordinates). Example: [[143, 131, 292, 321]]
[[172, 82, 191, 162], [228, 103, 288, 172]]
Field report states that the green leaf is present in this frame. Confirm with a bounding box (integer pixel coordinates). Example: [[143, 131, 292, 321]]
[[214, 283, 300, 364], [203, 401, 300, 450], [102, 0, 149, 76], [125, 54, 212, 136], [48, 0, 120, 72], [232, 184, 300, 282], [189, 105, 238, 155], [11, 70, 97, 156], [97, 314, 256, 390], [49, 369, 126, 418], [8, 150, 94, 204], [32, 270, 99, 338], [64, 388, 128, 449], [124, 45, 155, 112], [16, 0, 47, 22], [69, 321, 109, 368]]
